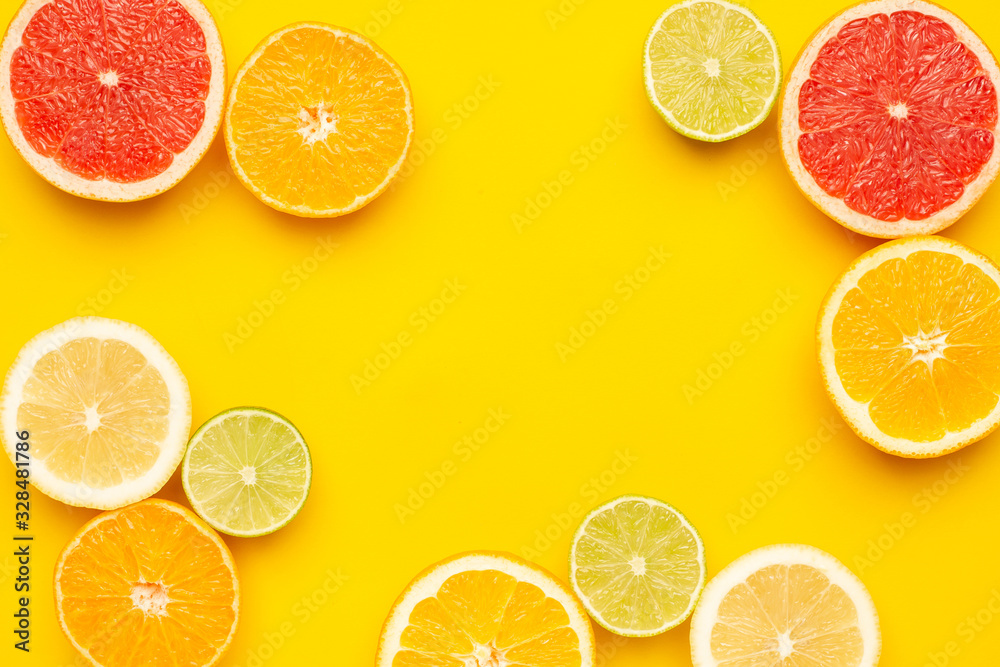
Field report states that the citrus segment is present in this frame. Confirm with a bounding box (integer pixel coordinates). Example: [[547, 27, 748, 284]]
[[818, 236, 1000, 456], [182, 407, 312, 537], [376, 552, 596, 667], [780, 0, 1000, 237], [690, 544, 880, 667], [225, 22, 414, 217], [0, 317, 191, 508], [55, 499, 239, 667], [643, 0, 781, 142], [0, 0, 225, 201], [569, 495, 705, 636]]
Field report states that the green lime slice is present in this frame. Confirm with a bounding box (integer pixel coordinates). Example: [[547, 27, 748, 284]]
[[644, 0, 781, 142], [569, 495, 706, 636], [182, 407, 312, 537]]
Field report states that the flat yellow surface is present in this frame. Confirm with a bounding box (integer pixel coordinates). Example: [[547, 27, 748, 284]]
[[3, 0, 1000, 665]]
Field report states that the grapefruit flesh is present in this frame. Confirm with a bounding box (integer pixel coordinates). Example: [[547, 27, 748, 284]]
[[1, 0, 225, 200], [780, 1, 1000, 237]]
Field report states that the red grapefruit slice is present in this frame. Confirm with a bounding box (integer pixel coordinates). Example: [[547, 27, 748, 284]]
[[0, 0, 225, 202], [780, 0, 1000, 238]]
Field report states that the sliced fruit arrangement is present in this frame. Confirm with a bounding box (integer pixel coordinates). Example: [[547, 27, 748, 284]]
[[182, 407, 312, 537], [818, 236, 1000, 457], [0, 317, 191, 509], [376, 551, 596, 667], [644, 0, 781, 142], [0, 0, 226, 201], [55, 499, 240, 667], [780, 0, 1000, 238], [225, 22, 414, 217], [690, 544, 880, 667], [570, 495, 705, 637]]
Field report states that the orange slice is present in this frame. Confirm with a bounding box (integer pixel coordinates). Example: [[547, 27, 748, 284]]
[[818, 236, 1000, 457], [376, 551, 596, 667], [224, 22, 414, 217], [55, 499, 240, 667], [1, 317, 191, 509]]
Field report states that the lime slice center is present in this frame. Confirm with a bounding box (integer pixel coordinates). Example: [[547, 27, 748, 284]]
[[239, 465, 257, 485]]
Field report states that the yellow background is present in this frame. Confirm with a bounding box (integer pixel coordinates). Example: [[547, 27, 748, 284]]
[[3, 0, 1000, 665]]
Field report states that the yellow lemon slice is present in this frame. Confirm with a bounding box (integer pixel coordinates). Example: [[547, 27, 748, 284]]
[[1, 317, 191, 509]]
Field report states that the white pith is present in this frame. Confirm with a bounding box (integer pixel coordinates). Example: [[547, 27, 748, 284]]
[[375, 553, 596, 667], [181, 407, 312, 537], [0, 0, 227, 202], [569, 494, 707, 637], [779, 0, 1000, 238], [818, 236, 1000, 457], [54, 500, 240, 667], [0, 317, 191, 509], [690, 544, 881, 667], [224, 22, 415, 218], [643, 0, 782, 142]]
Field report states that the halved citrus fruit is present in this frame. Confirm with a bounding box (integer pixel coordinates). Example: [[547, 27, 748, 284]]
[[818, 236, 1000, 457], [690, 544, 881, 667], [644, 0, 781, 142], [182, 407, 312, 537], [0, 0, 226, 201], [569, 495, 706, 637], [780, 0, 1000, 238], [376, 551, 596, 667], [224, 22, 414, 217], [0, 317, 191, 508], [55, 499, 240, 667]]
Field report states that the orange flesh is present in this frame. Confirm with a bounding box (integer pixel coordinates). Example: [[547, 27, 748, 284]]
[[394, 570, 583, 667], [832, 250, 1000, 442], [227, 26, 411, 213], [57, 501, 237, 666]]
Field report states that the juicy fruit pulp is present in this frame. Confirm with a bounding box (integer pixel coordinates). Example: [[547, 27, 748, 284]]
[[571, 496, 704, 635], [9, 0, 212, 183], [830, 245, 1000, 446], [18, 336, 170, 487], [378, 553, 595, 667], [645, 0, 780, 140], [55, 500, 239, 667], [398, 571, 581, 664], [798, 10, 998, 222], [183, 408, 311, 537], [709, 563, 865, 664], [226, 24, 413, 216]]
